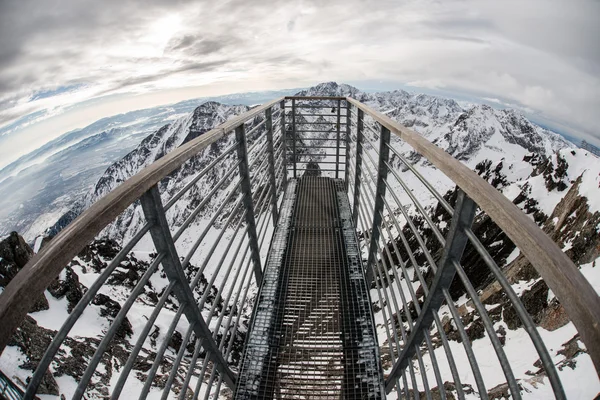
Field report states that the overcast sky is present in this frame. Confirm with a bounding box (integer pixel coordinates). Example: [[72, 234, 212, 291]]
[[0, 0, 598, 169]]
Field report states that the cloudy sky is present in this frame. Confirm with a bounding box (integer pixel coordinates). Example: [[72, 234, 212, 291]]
[[0, 0, 598, 169]]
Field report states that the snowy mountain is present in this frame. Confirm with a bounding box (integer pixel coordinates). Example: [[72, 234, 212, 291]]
[[0, 88, 301, 240], [2, 82, 599, 398], [46, 101, 264, 244]]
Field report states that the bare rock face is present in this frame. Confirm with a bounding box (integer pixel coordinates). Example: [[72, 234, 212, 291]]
[[544, 174, 600, 264], [47, 266, 84, 313], [502, 280, 549, 330], [0, 231, 33, 270], [0, 231, 48, 312], [8, 316, 60, 395], [538, 299, 570, 331]]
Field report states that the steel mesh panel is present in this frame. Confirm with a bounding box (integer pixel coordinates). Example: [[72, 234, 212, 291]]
[[236, 177, 383, 399]]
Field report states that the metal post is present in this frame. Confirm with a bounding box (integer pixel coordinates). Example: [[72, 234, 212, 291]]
[[235, 124, 264, 284], [365, 125, 391, 284], [280, 100, 288, 189], [265, 107, 279, 226], [352, 108, 364, 228], [384, 189, 477, 393], [345, 101, 351, 188], [335, 99, 341, 179], [292, 99, 297, 178], [140, 185, 236, 389]]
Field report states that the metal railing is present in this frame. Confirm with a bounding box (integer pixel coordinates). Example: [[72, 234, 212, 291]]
[[342, 97, 600, 398], [0, 98, 287, 400], [0, 96, 597, 399]]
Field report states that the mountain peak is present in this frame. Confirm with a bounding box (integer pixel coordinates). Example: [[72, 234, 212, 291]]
[[295, 82, 363, 98]]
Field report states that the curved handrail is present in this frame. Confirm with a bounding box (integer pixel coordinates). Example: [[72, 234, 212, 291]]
[[346, 97, 600, 374], [0, 97, 284, 352]]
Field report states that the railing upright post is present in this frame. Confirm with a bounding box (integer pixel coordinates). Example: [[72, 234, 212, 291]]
[[365, 124, 391, 284], [335, 98, 341, 179], [292, 98, 297, 178], [384, 189, 477, 393], [265, 107, 279, 226], [140, 185, 237, 389], [235, 124, 264, 284], [352, 108, 364, 228], [280, 100, 288, 189], [345, 101, 351, 189]]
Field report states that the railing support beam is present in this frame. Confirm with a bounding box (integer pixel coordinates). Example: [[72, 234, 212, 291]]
[[140, 185, 236, 389], [345, 102, 351, 188], [352, 108, 364, 228], [292, 98, 297, 178], [365, 125, 390, 284], [384, 190, 476, 393], [265, 107, 279, 225], [235, 125, 264, 284], [280, 100, 288, 189], [335, 98, 341, 179]]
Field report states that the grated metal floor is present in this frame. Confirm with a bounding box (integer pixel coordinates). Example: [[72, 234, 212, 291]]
[[235, 177, 383, 399]]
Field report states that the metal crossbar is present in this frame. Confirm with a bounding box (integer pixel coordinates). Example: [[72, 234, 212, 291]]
[[0, 96, 597, 400]]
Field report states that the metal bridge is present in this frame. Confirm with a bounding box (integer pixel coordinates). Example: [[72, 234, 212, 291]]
[[0, 96, 598, 399]]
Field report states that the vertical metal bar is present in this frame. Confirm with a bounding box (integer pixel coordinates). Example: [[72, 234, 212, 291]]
[[265, 107, 279, 225], [140, 185, 236, 389], [352, 108, 364, 228], [335, 98, 341, 178], [365, 124, 390, 284], [384, 189, 476, 393], [345, 101, 351, 188], [423, 328, 446, 400], [292, 98, 297, 178], [235, 124, 263, 284], [464, 228, 565, 398], [110, 282, 175, 400], [453, 258, 522, 399], [280, 100, 288, 188], [443, 288, 489, 399]]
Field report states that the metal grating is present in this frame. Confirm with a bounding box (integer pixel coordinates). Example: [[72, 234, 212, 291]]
[[236, 177, 383, 399]]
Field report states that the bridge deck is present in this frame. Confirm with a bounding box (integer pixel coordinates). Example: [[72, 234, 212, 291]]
[[236, 177, 383, 399]]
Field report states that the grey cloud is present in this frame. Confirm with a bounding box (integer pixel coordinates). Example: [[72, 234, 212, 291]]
[[287, 19, 296, 32], [168, 35, 197, 51], [166, 34, 244, 56], [96, 60, 231, 96], [0, 0, 598, 144]]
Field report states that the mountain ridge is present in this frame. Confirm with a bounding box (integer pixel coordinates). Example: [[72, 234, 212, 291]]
[[42, 82, 575, 242]]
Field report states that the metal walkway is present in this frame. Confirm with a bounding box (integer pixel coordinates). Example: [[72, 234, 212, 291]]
[[236, 177, 384, 399]]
